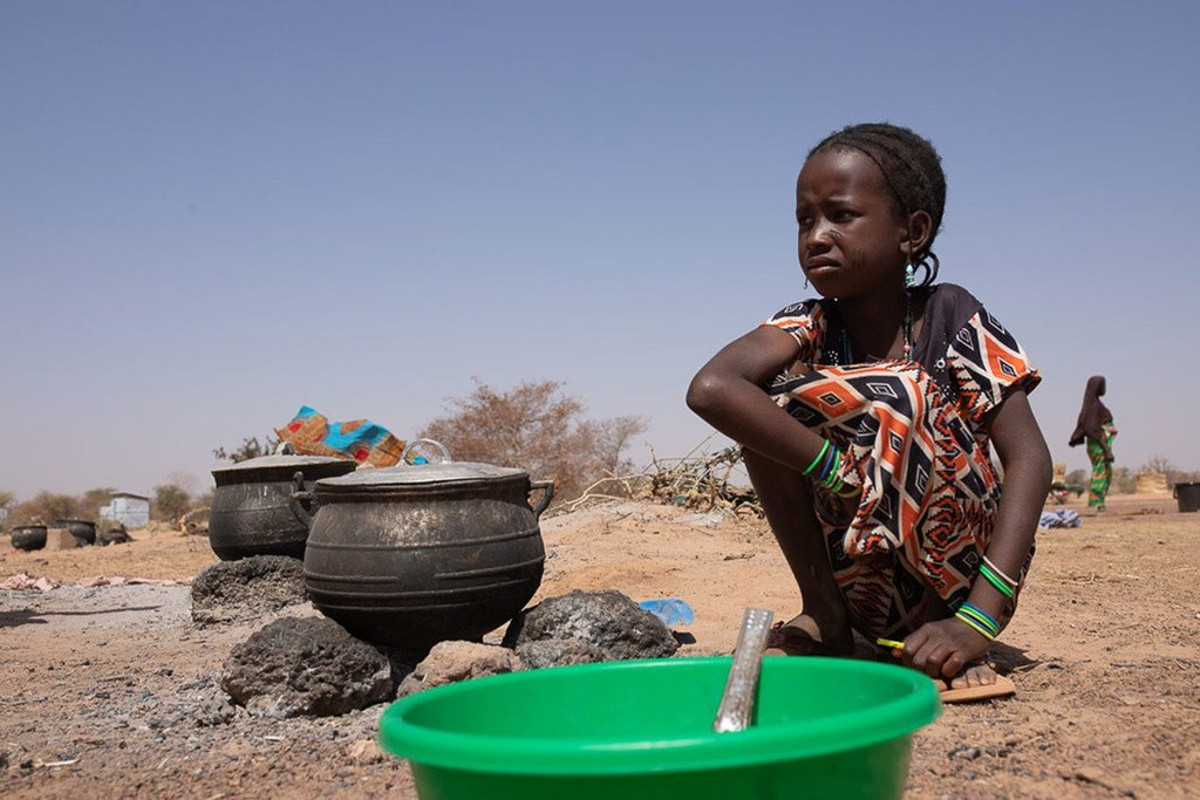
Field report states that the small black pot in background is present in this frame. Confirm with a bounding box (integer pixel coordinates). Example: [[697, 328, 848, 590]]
[[10, 525, 48, 551], [54, 519, 97, 546]]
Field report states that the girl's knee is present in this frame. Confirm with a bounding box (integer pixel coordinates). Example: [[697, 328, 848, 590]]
[[741, 447, 791, 481], [741, 446, 768, 469]]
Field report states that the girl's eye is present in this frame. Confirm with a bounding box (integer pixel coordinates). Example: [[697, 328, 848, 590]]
[[832, 209, 858, 222], [796, 213, 813, 228]]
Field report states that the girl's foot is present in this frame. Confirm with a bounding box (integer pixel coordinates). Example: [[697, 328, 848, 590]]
[[764, 613, 855, 657], [932, 660, 1016, 703]]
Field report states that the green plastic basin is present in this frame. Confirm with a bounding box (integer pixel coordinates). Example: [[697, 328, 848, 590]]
[[379, 656, 940, 799]]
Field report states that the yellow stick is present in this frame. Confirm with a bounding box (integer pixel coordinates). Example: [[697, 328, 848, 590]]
[[876, 637, 905, 651]]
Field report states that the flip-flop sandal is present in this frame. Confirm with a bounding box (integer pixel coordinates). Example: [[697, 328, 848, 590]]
[[933, 673, 1016, 704]]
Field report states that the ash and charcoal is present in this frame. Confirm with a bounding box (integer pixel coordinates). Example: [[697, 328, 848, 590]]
[[191, 555, 308, 627], [220, 616, 393, 718]]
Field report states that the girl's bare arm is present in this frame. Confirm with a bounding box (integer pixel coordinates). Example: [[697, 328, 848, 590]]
[[980, 388, 1054, 601], [686, 326, 828, 472]]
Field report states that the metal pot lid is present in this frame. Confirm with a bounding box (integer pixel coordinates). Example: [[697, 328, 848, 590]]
[[316, 461, 528, 488], [212, 454, 354, 475]]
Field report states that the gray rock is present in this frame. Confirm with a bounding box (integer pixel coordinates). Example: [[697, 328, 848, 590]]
[[191, 555, 308, 626], [193, 696, 237, 727], [516, 638, 607, 669], [395, 640, 522, 698], [220, 616, 392, 718], [502, 589, 678, 667]]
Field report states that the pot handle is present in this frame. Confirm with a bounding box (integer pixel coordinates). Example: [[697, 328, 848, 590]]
[[528, 480, 555, 518], [401, 437, 452, 464], [289, 470, 317, 530]]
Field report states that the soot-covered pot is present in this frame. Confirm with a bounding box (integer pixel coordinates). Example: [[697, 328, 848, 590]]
[[209, 453, 357, 560], [301, 461, 553, 651], [10, 525, 48, 551], [55, 519, 97, 546]]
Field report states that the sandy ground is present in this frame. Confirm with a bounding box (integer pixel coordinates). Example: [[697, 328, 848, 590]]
[[1, 492, 1198, 799]]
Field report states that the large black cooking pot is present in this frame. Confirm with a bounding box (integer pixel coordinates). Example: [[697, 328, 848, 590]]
[[209, 453, 357, 560], [301, 460, 553, 651], [55, 519, 97, 546], [10, 525, 48, 551]]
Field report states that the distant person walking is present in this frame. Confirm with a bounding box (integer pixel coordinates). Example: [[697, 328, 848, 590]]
[[1068, 376, 1117, 511]]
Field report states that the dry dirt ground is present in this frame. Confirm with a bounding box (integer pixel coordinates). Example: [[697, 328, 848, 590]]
[[2, 493, 1198, 799]]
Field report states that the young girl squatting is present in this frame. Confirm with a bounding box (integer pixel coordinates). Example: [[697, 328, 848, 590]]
[[687, 123, 1052, 695]]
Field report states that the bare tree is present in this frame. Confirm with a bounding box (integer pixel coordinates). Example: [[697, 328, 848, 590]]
[[78, 487, 117, 521], [166, 471, 201, 495], [12, 492, 78, 525], [213, 435, 279, 463], [153, 484, 193, 523], [1141, 455, 1172, 474], [591, 415, 650, 475], [420, 379, 648, 503]]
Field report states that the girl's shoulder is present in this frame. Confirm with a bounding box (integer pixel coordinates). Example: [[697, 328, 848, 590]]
[[762, 298, 828, 358], [768, 297, 826, 322], [922, 283, 984, 333], [770, 285, 985, 329], [926, 283, 1029, 355]]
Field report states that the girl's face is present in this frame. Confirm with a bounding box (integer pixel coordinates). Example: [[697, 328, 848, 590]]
[[795, 148, 909, 301]]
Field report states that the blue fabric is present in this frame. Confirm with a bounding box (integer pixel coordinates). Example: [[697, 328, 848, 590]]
[[292, 405, 393, 453], [1039, 508, 1082, 529]]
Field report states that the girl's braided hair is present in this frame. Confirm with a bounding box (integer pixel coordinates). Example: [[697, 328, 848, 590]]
[[809, 123, 946, 286]]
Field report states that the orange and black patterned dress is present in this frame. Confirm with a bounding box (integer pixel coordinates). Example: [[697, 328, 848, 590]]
[[761, 283, 1041, 640]]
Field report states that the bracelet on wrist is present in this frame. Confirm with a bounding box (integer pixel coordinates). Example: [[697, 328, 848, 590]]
[[978, 563, 1015, 598], [803, 439, 831, 475], [981, 555, 1019, 588], [955, 602, 1000, 642]]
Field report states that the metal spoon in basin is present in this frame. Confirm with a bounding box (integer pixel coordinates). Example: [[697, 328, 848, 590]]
[[713, 607, 774, 733]]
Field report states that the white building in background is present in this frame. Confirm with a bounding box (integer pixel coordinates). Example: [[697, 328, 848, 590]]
[[100, 491, 150, 528], [0, 506, 8, 528]]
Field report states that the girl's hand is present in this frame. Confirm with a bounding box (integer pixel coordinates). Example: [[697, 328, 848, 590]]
[[901, 618, 991, 680]]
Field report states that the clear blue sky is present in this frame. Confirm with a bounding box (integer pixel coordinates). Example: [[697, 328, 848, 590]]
[[3, 1, 1197, 500]]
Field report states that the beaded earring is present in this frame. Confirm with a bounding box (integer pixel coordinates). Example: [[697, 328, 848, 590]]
[[904, 260, 916, 288]]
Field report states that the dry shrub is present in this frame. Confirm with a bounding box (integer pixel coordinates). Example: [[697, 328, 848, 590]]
[[419, 379, 647, 504]]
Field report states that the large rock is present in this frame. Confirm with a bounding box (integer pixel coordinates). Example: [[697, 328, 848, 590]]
[[502, 589, 679, 668], [221, 616, 392, 718], [191, 555, 308, 626], [44, 528, 81, 551], [395, 640, 523, 698]]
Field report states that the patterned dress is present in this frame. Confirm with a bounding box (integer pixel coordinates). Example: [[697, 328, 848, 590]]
[[761, 284, 1041, 639]]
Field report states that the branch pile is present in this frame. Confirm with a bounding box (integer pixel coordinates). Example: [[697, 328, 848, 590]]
[[562, 440, 762, 518]]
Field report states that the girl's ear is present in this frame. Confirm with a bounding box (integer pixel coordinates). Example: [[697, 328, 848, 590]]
[[900, 210, 934, 256]]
